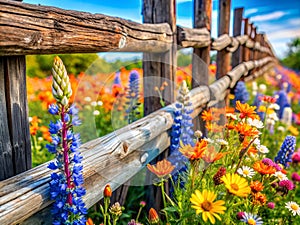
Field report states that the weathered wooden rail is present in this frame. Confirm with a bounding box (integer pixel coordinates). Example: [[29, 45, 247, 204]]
[[0, 0, 277, 224]]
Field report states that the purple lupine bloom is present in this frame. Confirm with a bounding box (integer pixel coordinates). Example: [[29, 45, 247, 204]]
[[125, 70, 140, 124], [233, 81, 249, 106], [274, 135, 296, 168]]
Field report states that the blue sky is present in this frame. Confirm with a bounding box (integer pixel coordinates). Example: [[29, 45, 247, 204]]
[[24, 0, 300, 60]]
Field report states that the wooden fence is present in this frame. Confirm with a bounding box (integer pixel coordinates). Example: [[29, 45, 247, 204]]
[[0, 0, 276, 224]]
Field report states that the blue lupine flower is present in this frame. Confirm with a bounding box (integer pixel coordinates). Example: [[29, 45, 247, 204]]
[[274, 90, 290, 119], [125, 70, 140, 124], [169, 81, 194, 173], [47, 103, 87, 224], [233, 81, 249, 106], [274, 135, 296, 168], [49, 104, 59, 115], [113, 71, 121, 86]]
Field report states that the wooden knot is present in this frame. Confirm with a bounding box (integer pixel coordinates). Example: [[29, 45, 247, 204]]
[[118, 33, 127, 49]]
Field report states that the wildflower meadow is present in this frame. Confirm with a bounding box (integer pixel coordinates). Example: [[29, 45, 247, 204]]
[[25, 54, 300, 225]]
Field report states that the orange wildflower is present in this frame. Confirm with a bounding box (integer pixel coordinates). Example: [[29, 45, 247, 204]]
[[179, 140, 207, 161], [250, 181, 264, 193], [242, 140, 258, 155], [86, 218, 94, 225], [206, 122, 224, 133], [103, 184, 112, 198], [30, 116, 41, 136], [252, 192, 267, 205], [235, 123, 259, 137], [201, 109, 213, 121], [235, 101, 257, 119], [147, 159, 175, 178], [148, 208, 159, 224], [202, 146, 227, 164], [253, 161, 276, 175]]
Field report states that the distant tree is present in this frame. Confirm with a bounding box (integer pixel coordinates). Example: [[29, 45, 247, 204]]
[[281, 38, 300, 70]]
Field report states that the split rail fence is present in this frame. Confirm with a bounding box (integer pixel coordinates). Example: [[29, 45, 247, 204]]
[[0, 0, 276, 224]]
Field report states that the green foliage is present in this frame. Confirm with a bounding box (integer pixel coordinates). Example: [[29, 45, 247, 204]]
[[27, 54, 99, 77], [177, 51, 192, 67], [281, 38, 300, 70]]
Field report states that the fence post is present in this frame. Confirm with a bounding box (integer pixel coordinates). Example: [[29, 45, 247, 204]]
[[216, 0, 231, 79], [231, 7, 244, 68], [192, 0, 212, 134], [242, 18, 250, 62], [142, 0, 177, 210], [0, 56, 31, 181]]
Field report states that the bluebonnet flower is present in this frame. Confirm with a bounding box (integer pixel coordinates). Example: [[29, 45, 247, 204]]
[[274, 90, 290, 119], [274, 135, 296, 168], [125, 70, 140, 124], [233, 81, 249, 106], [113, 71, 121, 86], [169, 81, 194, 172], [47, 56, 87, 225]]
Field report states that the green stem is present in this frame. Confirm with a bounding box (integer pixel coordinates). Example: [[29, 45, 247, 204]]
[[136, 206, 142, 222], [160, 179, 169, 224]]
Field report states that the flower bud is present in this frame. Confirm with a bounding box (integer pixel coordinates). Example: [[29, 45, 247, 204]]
[[148, 208, 159, 224], [103, 184, 112, 198]]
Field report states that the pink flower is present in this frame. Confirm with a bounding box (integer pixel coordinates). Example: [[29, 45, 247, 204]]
[[267, 202, 275, 209], [236, 211, 245, 220], [279, 180, 295, 191], [292, 150, 300, 163], [292, 172, 300, 182]]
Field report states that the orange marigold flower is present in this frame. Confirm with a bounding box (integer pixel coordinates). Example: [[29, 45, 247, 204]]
[[253, 161, 276, 175], [148, 208, 159, 224], [201, 109, 213, 121], [202, 146, 228, 164], [250, 181, 264, 193], [30, 116, 41, 136], [242, 140, 258, 155], [179, 140, 207, 161], [147, 159, 175, 178], [103, 184, 112, 198], [235, 123, 259, 137], [252, 192, 267, 205], [235, 101, 257, 119]]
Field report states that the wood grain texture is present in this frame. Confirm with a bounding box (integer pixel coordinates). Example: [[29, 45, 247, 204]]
[[231, 8, 243, 68], [192, 0, 212, 134], [0, 56, 31, 181], [216, 0, 231, 79], [0, 0, 173, 55]]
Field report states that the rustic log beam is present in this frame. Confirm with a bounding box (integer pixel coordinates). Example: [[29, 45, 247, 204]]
[[0, 0, 173, 55], [177, 26, 211, 48]]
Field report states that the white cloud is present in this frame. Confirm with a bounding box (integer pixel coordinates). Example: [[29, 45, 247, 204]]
[[268, 28, 300, 40], [251, 11, 287, 22], [289, 18, 300, 26], [245, 8, 258, 16]]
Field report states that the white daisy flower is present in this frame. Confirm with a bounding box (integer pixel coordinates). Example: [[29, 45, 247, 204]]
[[97, 101, 103, 106], [273, 171, 288, 181], [285, 201, 300, 216], [258, 145, 269, 154], [216, 139, 228, 146], [237, 166, 255, 178], [269, 103, 280, 110], [253, 138, 261, 147], [91, 101, 97, 107], [268, 112, 279, 121], [203, 137, 214, 143], [93, 110, 100, 116], [247, 118, 264, 129], [277, 126, 285, 132], [84, 96, 92, 102], [226, 113, 237, 120]]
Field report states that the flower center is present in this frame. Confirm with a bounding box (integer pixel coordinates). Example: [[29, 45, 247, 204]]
[[231, 183, 239, 191], [201, 201, 213, 211], [243, 170, 250, 175], [291, 204, 299, 211], [247, 218, 256, 225]]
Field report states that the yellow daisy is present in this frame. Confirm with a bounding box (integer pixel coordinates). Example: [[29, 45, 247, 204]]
[[190, 189, 226, 224], [221, 173, 251, 197]]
